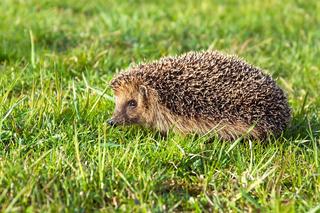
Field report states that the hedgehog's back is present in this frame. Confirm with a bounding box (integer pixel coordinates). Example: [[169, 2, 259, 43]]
[[136, 51, 290, 137]]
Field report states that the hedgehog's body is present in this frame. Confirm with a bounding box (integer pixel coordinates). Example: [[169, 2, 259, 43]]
[[109, 51, 291, 140]]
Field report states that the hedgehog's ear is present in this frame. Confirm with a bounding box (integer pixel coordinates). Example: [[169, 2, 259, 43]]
[[139, 85, 148, 100]]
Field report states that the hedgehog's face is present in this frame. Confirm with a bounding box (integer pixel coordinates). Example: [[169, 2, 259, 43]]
[[108, 85, 150, 127]]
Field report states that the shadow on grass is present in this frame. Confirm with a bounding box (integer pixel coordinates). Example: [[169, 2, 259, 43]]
[[283, 111, 320, 141]]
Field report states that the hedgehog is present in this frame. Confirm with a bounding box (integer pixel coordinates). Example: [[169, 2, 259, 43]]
[[108, 50, 291, 140]]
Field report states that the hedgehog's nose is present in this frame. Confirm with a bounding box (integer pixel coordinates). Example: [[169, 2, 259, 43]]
[[107, 119, 116, 126]]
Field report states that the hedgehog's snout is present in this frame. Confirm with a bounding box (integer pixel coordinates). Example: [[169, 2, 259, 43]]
[[107, 118, 117, 127]]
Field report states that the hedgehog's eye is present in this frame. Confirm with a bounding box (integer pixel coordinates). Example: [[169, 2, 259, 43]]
[[127, 99, 137, 108]]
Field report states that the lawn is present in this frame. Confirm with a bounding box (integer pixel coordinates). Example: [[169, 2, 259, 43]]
[[0, 0, 320, 212]]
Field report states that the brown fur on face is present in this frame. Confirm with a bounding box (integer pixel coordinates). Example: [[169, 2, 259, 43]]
[[110, 81, 156, 127]]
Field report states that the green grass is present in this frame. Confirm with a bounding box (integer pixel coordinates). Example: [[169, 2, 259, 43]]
[[0, 0, 320, 211]]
